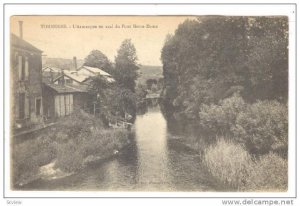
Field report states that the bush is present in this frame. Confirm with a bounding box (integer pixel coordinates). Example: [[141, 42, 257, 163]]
[[54, 110, 130, 173], [13, 109, 131, 186], [203, 139, 288, 191], [199, 93, 246, 135], [246, 152, 288, 191], [203, 138, 252, 190], [199, 94, 288, 156], [233, 100, 288, 156]]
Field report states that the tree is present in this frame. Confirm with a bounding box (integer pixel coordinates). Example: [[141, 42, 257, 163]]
[[160, 16, 288, 122], [84, 50, 113, 74], [114, 39, 139, 92]]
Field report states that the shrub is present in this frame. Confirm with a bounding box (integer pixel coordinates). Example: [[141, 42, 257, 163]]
[[54, 110, 130, 173], [199, 93, 246, 135], [203, 139, 288, 191], [233, 100, 288, 156]]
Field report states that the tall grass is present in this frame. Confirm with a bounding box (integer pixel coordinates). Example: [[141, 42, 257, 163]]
[[203, 138, 252, 190], [204, 138, 288, 191]]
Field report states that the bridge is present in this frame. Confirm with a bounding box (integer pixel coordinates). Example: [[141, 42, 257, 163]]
[[144, 93, 161, 106]]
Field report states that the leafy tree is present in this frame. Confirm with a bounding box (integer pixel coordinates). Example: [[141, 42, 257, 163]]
[[161, 16, 288, 122], [84, 50, 113, 74], [114, 39, 139, 92]]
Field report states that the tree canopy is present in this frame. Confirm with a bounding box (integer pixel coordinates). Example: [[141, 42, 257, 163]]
[[114, 39, 140, 92], [84, 50, 113, 74], [161, 16, 288, 121]]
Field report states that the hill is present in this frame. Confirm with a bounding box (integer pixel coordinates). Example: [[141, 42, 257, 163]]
[[137, 65, 163, 84]]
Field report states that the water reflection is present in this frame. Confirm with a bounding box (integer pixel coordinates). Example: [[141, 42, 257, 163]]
[[134, 107, 173, 190]]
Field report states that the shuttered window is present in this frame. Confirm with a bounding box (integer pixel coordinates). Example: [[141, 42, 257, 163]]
[[25, 95, 30, 118], [25, 57, 29, 80], [35, 98, 41, 116], [18, 93, 25, 119], [17, 56, 28, 81], [18, 56, 23, 80]]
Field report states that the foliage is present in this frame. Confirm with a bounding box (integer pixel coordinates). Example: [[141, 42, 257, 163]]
[[204, 138, 288, 191], [233, 100, 288, 156], [198, 94, 288, 156], [104, 87, 137, 121], [199, 93, 246, 135], [84, 50, 113, 74], [54, 111, 131, 172], [13, 110, 130, 185], [161, 16, 288, 123], [114, 39, 140, 92], [12, 135, 56, 186]]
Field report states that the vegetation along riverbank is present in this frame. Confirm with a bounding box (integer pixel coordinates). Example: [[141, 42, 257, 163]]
[[12, 109, 132, 188], [161, 16, 288, 191]]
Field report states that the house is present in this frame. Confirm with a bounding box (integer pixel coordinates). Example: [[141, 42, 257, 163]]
[[77, 65, 115, 83], [43, 83, 93, 118], [42, 66, 62, 84], [42, 61, 115, 119], [10, 21, 44, 129], [52, 70, 90, 86]]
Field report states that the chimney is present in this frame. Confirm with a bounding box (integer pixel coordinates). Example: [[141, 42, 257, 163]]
[[73, 56, 77, 70], [18, 21, 23, 39]]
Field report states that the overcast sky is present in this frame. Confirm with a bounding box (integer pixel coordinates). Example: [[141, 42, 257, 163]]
[[11, 16, 193, 66]]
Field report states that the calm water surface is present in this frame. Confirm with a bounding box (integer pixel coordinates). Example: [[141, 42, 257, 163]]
[[21, 107, 216, 191]]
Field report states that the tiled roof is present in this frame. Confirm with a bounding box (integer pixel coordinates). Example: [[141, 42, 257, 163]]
[[11, 33, 43, 53], [44, 83, 88, 94]]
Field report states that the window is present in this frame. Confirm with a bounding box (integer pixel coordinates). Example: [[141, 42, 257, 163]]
[[36, 98, 41, 116], [66, 79, 73, 84], [19, 93, 25, 119], [18, 56, 29, 81], [18, 93, 29, 119]]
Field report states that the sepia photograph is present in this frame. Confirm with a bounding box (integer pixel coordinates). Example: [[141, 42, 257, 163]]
[[9, 14, 289, 193]]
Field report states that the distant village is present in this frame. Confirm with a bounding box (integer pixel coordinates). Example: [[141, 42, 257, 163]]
[[11, 21, 116, 134]]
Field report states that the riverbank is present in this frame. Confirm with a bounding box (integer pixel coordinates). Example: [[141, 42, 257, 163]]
[[12, 110, 132, 188]]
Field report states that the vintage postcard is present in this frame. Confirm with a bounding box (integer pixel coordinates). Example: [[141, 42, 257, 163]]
[[9, 14, 290, 192], [3, 4, 297, 204]]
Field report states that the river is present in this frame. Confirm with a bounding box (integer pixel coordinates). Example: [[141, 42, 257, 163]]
[[20, 107, 217, 191]]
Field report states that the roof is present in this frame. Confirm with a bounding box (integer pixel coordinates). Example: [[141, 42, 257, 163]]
[[53, 70, 90, 83], [78, 66, 112, 76], [64, 70, 90, 83], [44, 83, 88, 94], [42, 66, 62, 73], [11, 33, 43, 53]]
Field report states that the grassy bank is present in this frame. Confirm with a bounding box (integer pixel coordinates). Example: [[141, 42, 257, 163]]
[[203, 139, 287, 191], [174, 94, 288, 191], [12, 109, 131, 187]]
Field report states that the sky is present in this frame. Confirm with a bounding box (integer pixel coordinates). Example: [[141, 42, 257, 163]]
[[11, 16, 193, 66]]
